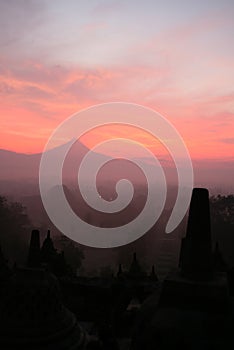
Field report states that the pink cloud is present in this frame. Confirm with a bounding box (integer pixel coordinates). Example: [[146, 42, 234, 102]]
[[0, 56, 233, 161]]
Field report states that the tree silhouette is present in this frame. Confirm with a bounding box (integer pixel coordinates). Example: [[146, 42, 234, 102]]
[[210, 195, 234, 224], [210, 194, 234, 265], [0, 195, 30, 264]]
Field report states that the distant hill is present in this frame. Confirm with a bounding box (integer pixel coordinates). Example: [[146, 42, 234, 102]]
[[0, 140, 91, 180], [0, 149, 41, 180], [0, 144, 233, 273], [0, 141, 171, 198], [0, 142, 233, 197]]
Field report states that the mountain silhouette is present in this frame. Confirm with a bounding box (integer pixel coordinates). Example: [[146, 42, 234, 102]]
[[0, 140, 91, 181], [0, 140, 156, 190]]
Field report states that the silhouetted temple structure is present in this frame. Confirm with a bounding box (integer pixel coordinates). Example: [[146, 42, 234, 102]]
[[41, 229, 57, 263], [128, 252, 145, 279], [180, 188, 213, 280], [161, 188, 229, 308], [0, 230, 92, 349], [149, 265, 158, 282], [1, 187, 233, 348], [131, 188, 234, 349], [117, 263, 123, 279], [27, 229, 41, 268], [116, 253, 157, 283], [27, 229, 70, 277], [0, 267, 87, 349]]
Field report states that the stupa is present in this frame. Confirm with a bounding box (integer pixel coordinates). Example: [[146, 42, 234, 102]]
[[27, 229, 41, 268], [0, 267, 87, 349], [131, 188, 234, 349], [0, 230, 87, 349], [161, 188, 229, 308]]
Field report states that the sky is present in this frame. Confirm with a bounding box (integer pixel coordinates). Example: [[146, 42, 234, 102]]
[[0, 0, 233, 165]]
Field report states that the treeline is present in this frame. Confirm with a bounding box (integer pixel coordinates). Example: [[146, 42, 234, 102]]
[[0, 194, 234, 268]]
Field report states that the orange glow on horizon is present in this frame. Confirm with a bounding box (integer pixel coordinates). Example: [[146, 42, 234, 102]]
[[0, 60, 233, 160]]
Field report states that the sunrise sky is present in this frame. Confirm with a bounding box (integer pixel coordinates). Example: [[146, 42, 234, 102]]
[[0, 0, 233, 162]]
